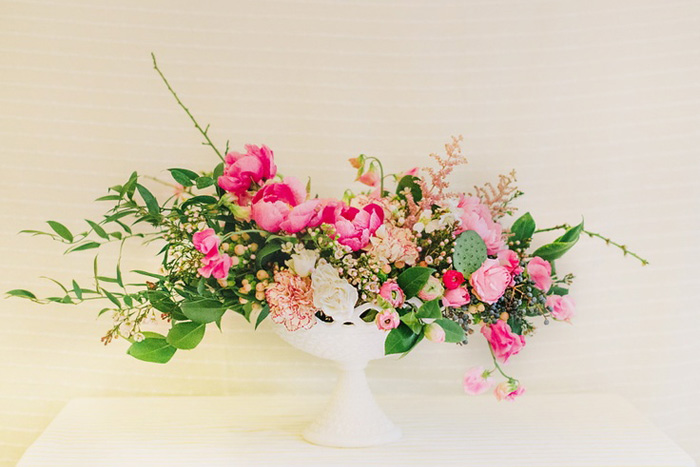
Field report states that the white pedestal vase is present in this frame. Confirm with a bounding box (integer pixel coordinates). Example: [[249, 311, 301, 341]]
[[273, 304, 402, 448]]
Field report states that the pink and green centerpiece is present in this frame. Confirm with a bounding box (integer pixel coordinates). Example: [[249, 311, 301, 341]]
[[7, 55, 646, 447]]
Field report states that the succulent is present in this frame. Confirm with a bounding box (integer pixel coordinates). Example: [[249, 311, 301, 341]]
[[452, 230, 487, 277]]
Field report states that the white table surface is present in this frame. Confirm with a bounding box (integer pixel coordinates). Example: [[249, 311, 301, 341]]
[[17, 394, 695, 467]]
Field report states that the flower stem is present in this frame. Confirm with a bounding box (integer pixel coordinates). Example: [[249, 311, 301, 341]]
[[487, 343, 517, 383], [364, 156, 385, 195], [151, 53, 224, 162], [534, 224, 649, 266]]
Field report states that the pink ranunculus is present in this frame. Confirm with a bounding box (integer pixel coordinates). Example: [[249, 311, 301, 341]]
[[217, 144, 277, 196], [192, 228, 220, 258], [418, 276, 445, 301], [443, 270, 465, 290], [250, 177, 308, 233], [425, 322, 446, 343], [375, 309, 400, 331], [497, 249, 523, 277], [463, 366, 494, 395], [198, 253, 233, 280], [469, 259, 511, 304], [546, 295, 575, 322], [455, 196, 505, 255], [481, 320, 526, 363], [442, 287, 470, 308], [378, 280, 405, 308], [527, 257, 552, 292], [334, 203, 384, 251], [494, 381, 525, 401]]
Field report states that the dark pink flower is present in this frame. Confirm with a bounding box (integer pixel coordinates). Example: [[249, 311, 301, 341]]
[[198, 253, 233, 280], [378, 280, 405, 308], [250, 177, 307, 232], [192, 228, 220, 258], [497, 249, 523, 277], [217, 144, 277, 196], [494, 381, 525, 401], [443, 270, 465, 290], [481, 320, 526, 363], [334, 203, 384, 251]]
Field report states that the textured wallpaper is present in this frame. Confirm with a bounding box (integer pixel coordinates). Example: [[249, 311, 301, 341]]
[[1, 1, 699, 465]]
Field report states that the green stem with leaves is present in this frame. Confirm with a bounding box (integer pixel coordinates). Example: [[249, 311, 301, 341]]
[[535, 224, 649, 266], [487, 343, 518, 384]]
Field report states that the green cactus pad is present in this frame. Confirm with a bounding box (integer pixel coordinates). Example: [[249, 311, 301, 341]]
[[453, 230, 487, 277]]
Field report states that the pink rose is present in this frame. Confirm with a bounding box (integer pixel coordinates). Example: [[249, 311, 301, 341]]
[[463, 366, 493, 395], [198, 253, 233, 280], [442, 270, 465, 290], [442, 287, 470, 308], [527, 257, 552, 292], [192, 228, 220, 258], [425, 322, 446, 343], [250, 177, 307, 232], [378, 280, 405, 308], [546, 295, 575, 322], [497, 249, 523, 277], [456, 196, 505, 255], [481, 320, 525, 363], [334, 203, 384, 251], [469, 259, 511, 304], [375, 309, 400, 331], [418, 276, 445, 301], [217, 144, 277, 195], [494, 381, 525, 401]]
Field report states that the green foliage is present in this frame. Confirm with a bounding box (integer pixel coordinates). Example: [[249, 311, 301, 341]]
[[434, 318, 465, 343], [509, 212, 535, 248], [532, 220, 584, 262], [136, 183, 159, 216], [385, 323, 423, 355], [6, 289, 37, 300], [453, 230, 487, 277], [47, 220, 73, 242], [166, 322, 206, 350], [255, 305, 270, 329], [549, 285, 569, 296], [416, 299, 441, 319], [397, 266, 435, 298], [256, 242, 283, 268], [181, 298, 227, 323], [400, 311, 423, 335], [396, 175, 422, 201], [168, 168, 199, 187], [127, 333, 177, 363]]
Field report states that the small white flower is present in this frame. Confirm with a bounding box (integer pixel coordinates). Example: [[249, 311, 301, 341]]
[[286, 249, 319, 277]]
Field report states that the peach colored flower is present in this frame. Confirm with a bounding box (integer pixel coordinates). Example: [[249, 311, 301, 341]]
[[463, 366, 493, 395], [265, 270, 317, 332], [378, 280, 405, 308], [494, 381, 525, 401], [367, 224, 420, 266]]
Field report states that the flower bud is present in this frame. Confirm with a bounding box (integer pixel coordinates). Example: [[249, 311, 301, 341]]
[[425, 322, 446, 343]]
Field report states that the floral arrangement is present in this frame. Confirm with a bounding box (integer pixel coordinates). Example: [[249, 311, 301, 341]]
[[7, 55, 647, 401]]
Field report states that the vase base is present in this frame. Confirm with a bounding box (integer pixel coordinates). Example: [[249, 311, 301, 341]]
[[302, 425, 402, 448]]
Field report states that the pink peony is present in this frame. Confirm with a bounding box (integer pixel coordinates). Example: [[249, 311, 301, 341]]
[[497, 249, 523, 277], [217, 144, 277, 195], [527, 257, 552, 292], [192, 228, 220, 258], [481, 320, 526, 363], [456, 196, 505, 255], [546, 295, 575, 322], [334, 203, 384, 251], [443, 270, 465, 290], [494, 381, 525, 401], [279, 199, 322, 234], [442, 287, 470, 308], [378, 280, 405, 308], [375, 309, 400, 331], [469, 259, 511, 304], [250, 177, 307, 232], [425, 322, 446, 343], [318, 199, 347, 225], [418, 276, 445, 301], [463, 366, 494, 395], [265, 270, 317, 332], [197, 253, 233, 280]]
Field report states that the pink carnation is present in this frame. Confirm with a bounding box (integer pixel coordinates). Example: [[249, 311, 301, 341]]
[[334, 203, 384, 251], [217, 144, 276, 196], [197, 253, 233, 280], [265, 270, 317, 332], [378, 280, 405, 308], [546, 295, 575, 322], [497, 249, 523, 277], [463, 366, 493, 395], [192, 228, 220, 258], [456, 196, 505, 255], [481, 320, 526, 363], [442, 287, 470, 308], [375, 309, 400, 331], [494, 381, 525, 401], [469, 259, 511, 304], [527, 257, 552, 292]]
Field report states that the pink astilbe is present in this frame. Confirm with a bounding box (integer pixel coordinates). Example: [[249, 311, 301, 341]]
[[471, 169, 520, 220], [265, 270, 317, 332]]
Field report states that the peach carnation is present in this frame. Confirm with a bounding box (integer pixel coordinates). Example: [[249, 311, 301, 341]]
[[367, 224, 420, 266], [265, 270, 317, 331]]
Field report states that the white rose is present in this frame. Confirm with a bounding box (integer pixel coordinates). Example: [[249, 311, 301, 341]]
[[286, 249, 319, 277], [311, 261, 358, 322]]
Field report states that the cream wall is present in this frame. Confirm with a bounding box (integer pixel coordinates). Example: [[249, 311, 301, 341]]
[[1, 0, 699, 465]]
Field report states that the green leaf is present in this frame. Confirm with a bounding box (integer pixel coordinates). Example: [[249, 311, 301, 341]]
[[104, 210, 136, 223], [557, 220, 584, 244], [256, 242, 283, 268], [166, 322, 206, 350], [549, 285, 569, 296], [509, 212, 535, 246], [86, 220, 109, 239], [116, 264, 124, 288], [195, 176, 215, 189], [147, 291, 177, 313], [47, 221, 73, 242], [67, 241, 101, 253], [95, 194, 122, 202], [132, 270, 164, 280], [416, 299, 442, 319], [122, 171, 138, 199], [123, 294, 133, 307], [397, 267, 435, 298], [6, 289, 36, 300], [507, 316, 524, 335], [400, 312, 424, 335], [71, 280, 82, 300], [181, 298, 227, 323], [532, 220, 584, 262], [255, 305, 270, 329], [396, 175, 423, 201], [385, 323, 423, 355], [168, 168, 199, 187], [136, 184, 159, 216], [181, 195, 218, 210], [103, 290, 121, 308], [127, 335, 176, 364], [434, 318, 465, 343]]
